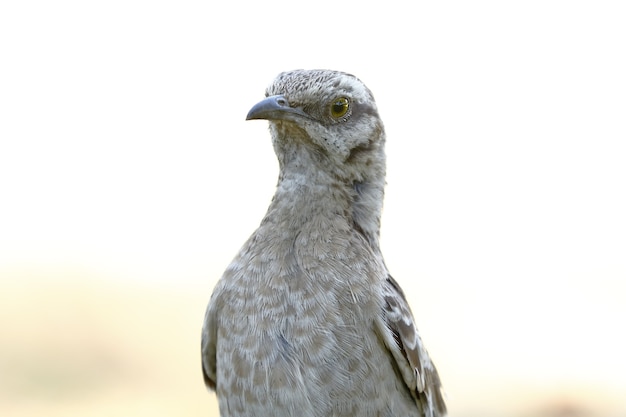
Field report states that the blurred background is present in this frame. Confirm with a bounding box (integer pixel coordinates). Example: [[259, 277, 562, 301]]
[[1, 1, 625, 416]]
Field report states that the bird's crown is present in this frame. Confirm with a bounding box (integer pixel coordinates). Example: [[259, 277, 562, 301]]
[[266, 69, 376, 114]]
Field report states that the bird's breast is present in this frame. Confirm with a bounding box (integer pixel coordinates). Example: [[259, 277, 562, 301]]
[[213, 223, 387, 415]]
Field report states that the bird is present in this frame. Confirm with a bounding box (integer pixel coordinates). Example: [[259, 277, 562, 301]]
[[201, 69, 446, 417]]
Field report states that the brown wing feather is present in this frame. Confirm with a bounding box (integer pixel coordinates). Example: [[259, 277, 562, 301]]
[[201, 295, 218, 391], [379, 275, 447, 417]]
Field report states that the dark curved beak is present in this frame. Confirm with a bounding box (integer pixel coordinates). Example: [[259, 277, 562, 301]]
[[246, 95, 311, 121]]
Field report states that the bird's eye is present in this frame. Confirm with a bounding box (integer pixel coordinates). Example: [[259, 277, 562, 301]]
[[330, 97, 350, 119]]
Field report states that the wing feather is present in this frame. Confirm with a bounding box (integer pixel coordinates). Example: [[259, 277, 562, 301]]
[[201, 295, 218, 390], [377, 275, 447, 417]]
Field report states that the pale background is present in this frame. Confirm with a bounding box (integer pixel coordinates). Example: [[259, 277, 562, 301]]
[[1, 1, 625, 417]]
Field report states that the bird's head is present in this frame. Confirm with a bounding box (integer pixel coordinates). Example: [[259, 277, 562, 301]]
[[246, 69, 386, 184], [246, 69, 388, 248]]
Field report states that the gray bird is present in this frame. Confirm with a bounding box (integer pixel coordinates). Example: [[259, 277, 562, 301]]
[[202, 69, 446, 417]]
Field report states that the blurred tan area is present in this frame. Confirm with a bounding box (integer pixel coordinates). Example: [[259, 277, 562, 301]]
[[0, 266, 218, 417], [1, 265, 624, 417]]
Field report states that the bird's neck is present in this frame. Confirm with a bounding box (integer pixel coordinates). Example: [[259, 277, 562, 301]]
[[269, 163, 353, 223], [263, 150, 385, 253]]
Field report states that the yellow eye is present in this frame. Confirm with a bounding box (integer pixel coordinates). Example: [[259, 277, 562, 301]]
[[330, 97, 350, 119]]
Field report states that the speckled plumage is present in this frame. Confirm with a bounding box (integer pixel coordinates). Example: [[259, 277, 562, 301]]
[[202, 69, 446, 417]]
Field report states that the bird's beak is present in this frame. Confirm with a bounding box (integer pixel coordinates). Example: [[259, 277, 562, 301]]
[[246, 95, 311, 122]]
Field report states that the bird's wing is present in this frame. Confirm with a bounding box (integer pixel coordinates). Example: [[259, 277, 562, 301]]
[[201, 294, 218, 390], [376, 275, 447, 417]]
